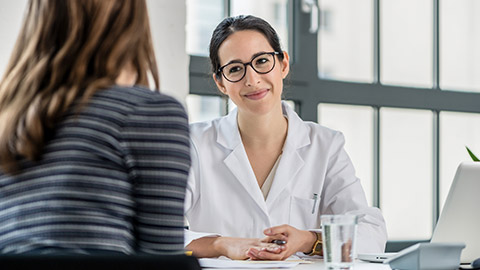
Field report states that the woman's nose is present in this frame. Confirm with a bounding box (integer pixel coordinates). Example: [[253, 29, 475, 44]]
[[244, 65, 261, 87]]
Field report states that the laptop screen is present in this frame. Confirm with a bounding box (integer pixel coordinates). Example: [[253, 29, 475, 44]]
[[430, 161, 480, 264]]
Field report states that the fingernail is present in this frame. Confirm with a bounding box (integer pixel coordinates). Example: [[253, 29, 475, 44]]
[[265, 229, 271, 234]]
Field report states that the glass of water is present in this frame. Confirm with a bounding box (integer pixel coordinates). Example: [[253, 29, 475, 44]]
[[321, 215, 358, 269]]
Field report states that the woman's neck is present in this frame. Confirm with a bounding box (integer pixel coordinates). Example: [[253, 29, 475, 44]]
[[237, 103, 288, 149]]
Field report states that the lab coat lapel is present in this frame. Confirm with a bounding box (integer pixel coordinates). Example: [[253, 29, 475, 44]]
[[266, 102, 310, 209], [217, 109, 269, 217]]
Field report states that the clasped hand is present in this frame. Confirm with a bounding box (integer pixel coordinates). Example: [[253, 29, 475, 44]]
[[218, 224, 316, 260]]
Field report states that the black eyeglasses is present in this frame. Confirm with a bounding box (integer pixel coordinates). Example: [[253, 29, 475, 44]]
[[217, 52, 280, 83]]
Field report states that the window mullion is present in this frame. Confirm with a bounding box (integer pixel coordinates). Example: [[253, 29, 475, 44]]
[[374, 0, 381, 84], [433, 0, 440, 89], [373, 107, 380, 208], [432, 0, 441, 236], [291, 0, 318, 78], [288, 0, 320, 122], [224, 0, 231, 17], [433, 111, 440, 230], [373, 0, 381, 209]]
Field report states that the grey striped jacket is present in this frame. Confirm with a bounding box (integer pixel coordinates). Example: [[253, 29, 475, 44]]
[[0, 86, 190, 255]]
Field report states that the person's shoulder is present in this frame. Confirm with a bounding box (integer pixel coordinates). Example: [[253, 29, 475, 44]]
[[190, 117, 222, 136], [97, 85, 178, 104], [283, 102, 342, 143], [189, 116, 228, 145], [301, 120, 343, 142], [97, 85, 185, 113], [296, 121, 347, 155]]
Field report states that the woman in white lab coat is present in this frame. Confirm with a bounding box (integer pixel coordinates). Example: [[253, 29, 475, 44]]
[[185, 15, 387, 260]]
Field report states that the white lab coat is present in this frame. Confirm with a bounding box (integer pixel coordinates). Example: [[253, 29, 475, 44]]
[[185, 102, 387, 253]]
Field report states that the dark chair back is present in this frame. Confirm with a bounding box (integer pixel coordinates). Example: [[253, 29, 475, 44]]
[[0, 254, 201, 270]]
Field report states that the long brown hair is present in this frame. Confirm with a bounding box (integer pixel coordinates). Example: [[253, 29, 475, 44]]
[[0, 0, 159, 174]]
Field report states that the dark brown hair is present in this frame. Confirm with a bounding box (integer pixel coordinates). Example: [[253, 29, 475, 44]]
[[0, 0, 159, 173]]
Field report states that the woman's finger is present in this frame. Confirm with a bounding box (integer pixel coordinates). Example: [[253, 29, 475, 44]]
[[261, 234, 288, 243], [254, 249, 287, 260], [258, 243, 284, 252], [264, 224, 291, 236], [247, 248, 262, 260]]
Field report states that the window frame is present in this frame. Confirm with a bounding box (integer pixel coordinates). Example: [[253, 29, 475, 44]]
[[188, 0, 480, 251]]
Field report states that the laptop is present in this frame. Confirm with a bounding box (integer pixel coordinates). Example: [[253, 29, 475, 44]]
[[357, 252, 397, 263], [360, 162, 480, 264], [430, 161, 480, 264]]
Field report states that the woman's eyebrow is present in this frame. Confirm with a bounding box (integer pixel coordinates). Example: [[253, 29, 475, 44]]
[[223, 58, 243, 65], [250, 51, 269, 60], [223, 51, 270, 66]]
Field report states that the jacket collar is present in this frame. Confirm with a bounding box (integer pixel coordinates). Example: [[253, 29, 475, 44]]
[[281, 101, 311, 150], [216, 101, 311, 150], [216, 108, 241, 150]]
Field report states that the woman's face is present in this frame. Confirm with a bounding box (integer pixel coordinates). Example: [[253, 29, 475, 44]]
[[213, 30, 289, 116]]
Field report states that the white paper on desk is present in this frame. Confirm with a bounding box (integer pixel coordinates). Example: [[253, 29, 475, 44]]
[[199, 258, 300, 269]]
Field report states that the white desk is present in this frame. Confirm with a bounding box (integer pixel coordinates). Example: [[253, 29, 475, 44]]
[[203, 259, 392, 270]]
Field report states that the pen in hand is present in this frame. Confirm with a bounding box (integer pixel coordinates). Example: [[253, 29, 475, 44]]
[[271, 239, 286, 245]]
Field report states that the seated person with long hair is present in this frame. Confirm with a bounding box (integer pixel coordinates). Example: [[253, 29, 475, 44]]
[[0, 0, 190, 255]]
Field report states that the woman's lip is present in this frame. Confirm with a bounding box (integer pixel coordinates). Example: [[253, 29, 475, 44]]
[[244, 89, 269, 100]]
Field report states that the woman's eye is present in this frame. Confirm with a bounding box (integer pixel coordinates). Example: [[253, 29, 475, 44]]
[[228, 66, 242, 74], [255, 58, 269, 65]]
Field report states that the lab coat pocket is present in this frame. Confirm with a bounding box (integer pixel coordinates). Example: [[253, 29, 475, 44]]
[[289, 195, 321, 230]]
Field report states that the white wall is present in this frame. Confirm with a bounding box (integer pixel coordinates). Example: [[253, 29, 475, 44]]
[[0, 0, 188, 104], [0, 0, 27, 78], [147, 0, 189, 104]]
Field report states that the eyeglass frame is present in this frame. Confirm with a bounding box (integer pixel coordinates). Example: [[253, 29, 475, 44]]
[[217, 51, 281, 83]]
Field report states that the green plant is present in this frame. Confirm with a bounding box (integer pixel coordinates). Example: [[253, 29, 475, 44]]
[[466, 146, 479, 162]]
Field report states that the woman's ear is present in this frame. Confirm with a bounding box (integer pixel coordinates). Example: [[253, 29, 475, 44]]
[[213, 73, 228, 94], [280, 51, 290, 79]]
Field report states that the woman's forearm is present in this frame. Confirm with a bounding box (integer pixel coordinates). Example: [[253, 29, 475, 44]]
[[186, 236, 223, 258]]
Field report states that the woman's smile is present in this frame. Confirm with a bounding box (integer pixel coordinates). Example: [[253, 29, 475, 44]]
[[244, 89, 269, 100]]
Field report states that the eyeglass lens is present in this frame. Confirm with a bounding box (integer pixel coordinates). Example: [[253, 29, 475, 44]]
[[222, 53, 276, 82]]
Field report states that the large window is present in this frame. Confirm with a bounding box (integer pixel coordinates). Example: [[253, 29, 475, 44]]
[[381, 0, 433, 88], [187, 0, 480, 250], [231, 0, 289, 52], [318, 0, 373, 82], [318, 104, 374, 206], [379, 108, 433, 240], [186, 0, 225, 56], [440, 0, 480, 92]]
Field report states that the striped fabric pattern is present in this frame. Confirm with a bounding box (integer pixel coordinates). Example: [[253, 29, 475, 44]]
[[0, 86, 190, 255]]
